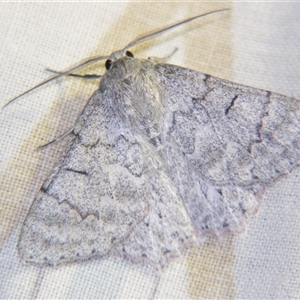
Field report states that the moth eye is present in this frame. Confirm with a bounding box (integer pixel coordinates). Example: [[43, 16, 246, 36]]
[[125, 51, 134, 58], [105, 60, 112, 70]]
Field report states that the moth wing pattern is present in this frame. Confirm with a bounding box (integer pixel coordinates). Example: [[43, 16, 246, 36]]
[[18, 86, 196, 269], [156, 64, 300, 237], [18, 60, 300, 269]]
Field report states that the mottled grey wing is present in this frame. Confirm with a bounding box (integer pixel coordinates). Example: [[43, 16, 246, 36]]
[[156, 64, 300, 237], [18, 89, 195, 268]]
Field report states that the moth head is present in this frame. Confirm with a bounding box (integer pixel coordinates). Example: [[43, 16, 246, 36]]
[[105, 50, 134, 70], [100, 50, 139, 93]]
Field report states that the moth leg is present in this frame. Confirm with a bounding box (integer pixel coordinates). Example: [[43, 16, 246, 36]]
[[38, 126, 74, 149], [148, 47, 178, 63], [45, 68, 102, 80]]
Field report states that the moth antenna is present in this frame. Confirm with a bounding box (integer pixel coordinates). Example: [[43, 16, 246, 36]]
[[4, 8, 228, 108], [123, 8, 229, 51], [3, 55, 108, 108]]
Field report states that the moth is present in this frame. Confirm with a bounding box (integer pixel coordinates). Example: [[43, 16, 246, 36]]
[[8, 9, 300, 269]]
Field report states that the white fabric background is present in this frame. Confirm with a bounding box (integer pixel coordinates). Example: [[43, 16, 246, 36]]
[[0, 2, 299, 298]]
